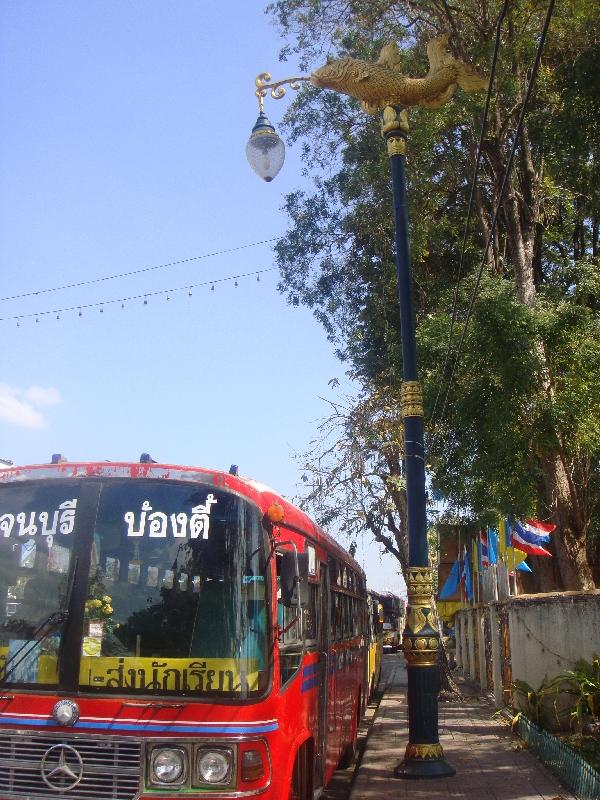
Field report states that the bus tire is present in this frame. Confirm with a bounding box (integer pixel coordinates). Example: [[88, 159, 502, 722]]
[[338, 739, 356, 769], [290, 740, 313, 800]]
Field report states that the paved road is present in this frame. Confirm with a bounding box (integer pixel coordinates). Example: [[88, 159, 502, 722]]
[[322, 652, 402, 799]]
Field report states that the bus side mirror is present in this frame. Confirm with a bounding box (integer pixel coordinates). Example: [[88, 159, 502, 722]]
[[280, 551, 309, 608]]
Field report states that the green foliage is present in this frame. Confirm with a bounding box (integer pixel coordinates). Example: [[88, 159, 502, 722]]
[[512, 677, 560, 728], [513, 657, 600, 738], [421, 273, 544, 515], [560, 657, 600, 733], [267, 0, 600, 585]]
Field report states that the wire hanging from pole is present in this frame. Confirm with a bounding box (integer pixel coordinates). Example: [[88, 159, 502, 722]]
[[429, 0, 510, 430], [431, 0, 556, 443]]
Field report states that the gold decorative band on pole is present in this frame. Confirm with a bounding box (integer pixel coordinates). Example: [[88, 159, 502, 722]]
[[404, 743, 444, 760], [406, 565, 435, 599], [402, 566, 439, 667], [402, 636, 439, 666], [386, 136, 406, 157], [381, 106, 409, 158], [401, 381, 423, 417], [381, 105, 410, 135]]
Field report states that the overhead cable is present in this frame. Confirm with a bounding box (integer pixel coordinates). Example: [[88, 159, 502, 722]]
[[428, 0, 510, 429], [432, 0, 556, 439], [0, 237, 280, 303]]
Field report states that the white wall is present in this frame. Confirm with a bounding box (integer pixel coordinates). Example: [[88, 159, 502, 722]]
[[509, 591, 600, 689], [455, 591, 600, 721]]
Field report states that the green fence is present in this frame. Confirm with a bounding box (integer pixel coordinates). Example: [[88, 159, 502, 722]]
[[517, 715, 600, 800]]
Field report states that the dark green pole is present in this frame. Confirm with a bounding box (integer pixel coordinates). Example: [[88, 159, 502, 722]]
[[382, 106, 455, 780]]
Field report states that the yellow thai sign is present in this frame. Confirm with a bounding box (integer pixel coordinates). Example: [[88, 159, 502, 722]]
[[80, 656, 260, 692], [0, 647, 259, 692]]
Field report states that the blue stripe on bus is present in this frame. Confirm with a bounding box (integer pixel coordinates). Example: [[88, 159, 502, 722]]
[[0, 717, 279, 734], [301, 676, 320, 693], [302, 662, 320, 678]]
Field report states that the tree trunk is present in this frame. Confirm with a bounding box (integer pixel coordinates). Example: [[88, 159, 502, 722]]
[[528, 551, 560, 593], [504, 190, 536, 306], [539, 451, 596, 590], [432, 602, 462, 698], [500, 139, 596, 591]]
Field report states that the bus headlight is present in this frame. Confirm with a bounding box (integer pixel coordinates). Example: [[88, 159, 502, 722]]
[[150, 748, 186, 784], [196, 748, 233, 785]]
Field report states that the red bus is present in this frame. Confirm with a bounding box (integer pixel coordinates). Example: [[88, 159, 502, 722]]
[[0, 458, 367, 799]]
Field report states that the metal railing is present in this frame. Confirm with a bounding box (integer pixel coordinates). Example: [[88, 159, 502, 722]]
[[516, 715, 600, 800]]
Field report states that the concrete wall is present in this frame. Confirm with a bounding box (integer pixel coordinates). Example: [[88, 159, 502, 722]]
[[508, 592, 600, 689], [488, 604, 504, 707], [455, 591, 600, 719]]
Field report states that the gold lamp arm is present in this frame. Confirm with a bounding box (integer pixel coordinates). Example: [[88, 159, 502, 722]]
[[254, 73, 310, 112]]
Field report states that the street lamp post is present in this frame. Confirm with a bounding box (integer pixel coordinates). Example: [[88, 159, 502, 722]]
[[247, 35, 486, 780], [382, 106, 454, 778]]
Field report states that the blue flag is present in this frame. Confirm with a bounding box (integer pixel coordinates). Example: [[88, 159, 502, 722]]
[[461, 546, 473, 601], [439, 559, 460, 599], [504, 518, 512, 549], [487, 527, 498, 565], [516, 560, 532, 573]]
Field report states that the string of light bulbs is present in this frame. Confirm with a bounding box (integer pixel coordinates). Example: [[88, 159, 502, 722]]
[[3, 267, 278, 325], [0, 237, 280, 304]]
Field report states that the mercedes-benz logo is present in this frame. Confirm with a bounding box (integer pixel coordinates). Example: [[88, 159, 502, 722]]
[[41, 744, 84, 791]]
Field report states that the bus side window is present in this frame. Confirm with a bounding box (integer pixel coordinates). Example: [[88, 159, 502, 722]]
[[342, 595, 350, 638], [330, 590, 340, 641], [303, 583, 318, 643], [276, 553, 302, 686]]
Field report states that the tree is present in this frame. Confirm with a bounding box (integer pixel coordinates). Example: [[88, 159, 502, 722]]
[[297, 386, 408, 573], [296, 384, 463, 694], [268, 0, 600, 590]]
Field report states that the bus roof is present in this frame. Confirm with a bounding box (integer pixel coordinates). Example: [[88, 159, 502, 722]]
[[0, 460, 365, 578]]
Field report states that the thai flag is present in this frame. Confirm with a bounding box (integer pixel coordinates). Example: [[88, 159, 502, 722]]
[[479, 531, 489, 569], [511, 520, 554, 557], [525, 519, 556, 536]]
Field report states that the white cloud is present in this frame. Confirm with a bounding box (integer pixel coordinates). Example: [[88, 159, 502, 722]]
[[0, 384, 62, 429], [24, 386, 62, 406]]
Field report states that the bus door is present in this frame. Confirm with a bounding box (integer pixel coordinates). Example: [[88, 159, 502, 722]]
[[315, 561, 331, 788]]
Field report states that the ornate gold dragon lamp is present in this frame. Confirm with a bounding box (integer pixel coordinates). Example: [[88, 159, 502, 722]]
[[247, 34, 486, 780]]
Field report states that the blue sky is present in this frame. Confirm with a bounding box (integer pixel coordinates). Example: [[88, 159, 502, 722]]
[[0, 2, 404, 595]]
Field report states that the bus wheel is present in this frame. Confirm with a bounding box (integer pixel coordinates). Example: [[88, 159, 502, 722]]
[[290, 741, 313, 800], [338, 738, 356, 769]]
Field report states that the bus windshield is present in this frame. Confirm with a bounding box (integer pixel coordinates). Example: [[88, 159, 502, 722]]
[[0, 479, 269, 698]]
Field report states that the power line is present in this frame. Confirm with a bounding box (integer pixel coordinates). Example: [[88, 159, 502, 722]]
[[2, 267, 278, 324], [429, 0, 510, 429], [432, 0, 556, 440], [0, 237, 280, 303]]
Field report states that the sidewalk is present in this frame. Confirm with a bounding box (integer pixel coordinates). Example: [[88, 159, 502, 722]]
[[349, 654, 574, 800]]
